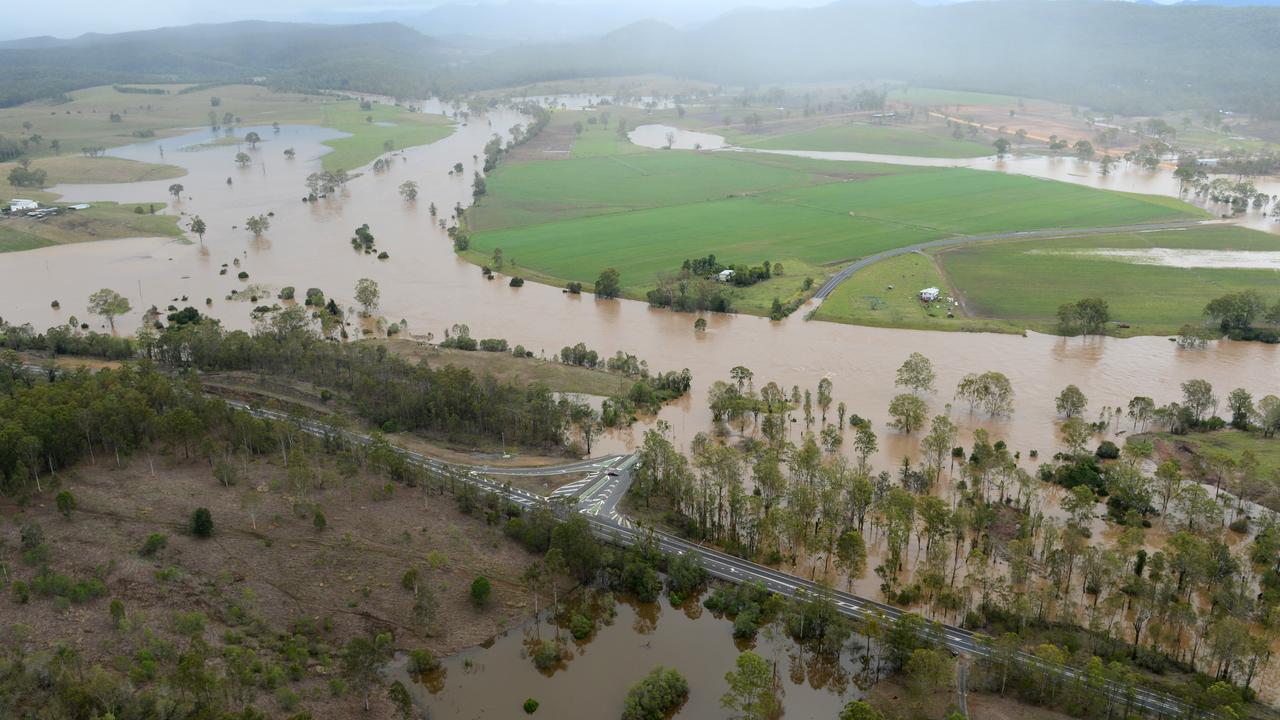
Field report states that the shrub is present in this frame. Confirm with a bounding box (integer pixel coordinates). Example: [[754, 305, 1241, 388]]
[[509, 277, 525, 287], [532, 641, 561, 670], [407, 649, 440, 674], [55, 491, 76, 518], [1229, 517, 1250, 533], [1095, 441, 1120, 459], [191, 508, 213, 538], [139, 533, 168, 557], [313, 511, 327, 531], [524, 698, 540, 714], [570, 613, 593, 640], [470, 576, 492, 607], [237, 271, 249, 280], [279, 286, 295, 300]]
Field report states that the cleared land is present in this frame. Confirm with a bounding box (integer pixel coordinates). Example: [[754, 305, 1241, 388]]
[[0, 201, 182, 253], [742, 122, 993, 158], [466, 117, 1204, 315], [0, 447, 547, 719], [937, 225, 1280, 335], [370, 338, 636, 398]]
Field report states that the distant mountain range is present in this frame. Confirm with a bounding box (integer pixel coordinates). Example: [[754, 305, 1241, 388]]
[[3, 0, 1280, 122], [0, 21, 453, 107]]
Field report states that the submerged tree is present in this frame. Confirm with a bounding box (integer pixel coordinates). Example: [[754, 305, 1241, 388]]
[[87, 288, 131, 332]]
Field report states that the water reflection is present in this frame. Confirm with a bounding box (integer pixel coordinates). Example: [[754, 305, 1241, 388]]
[[389, 591, 862, 719], [1, 108, 1277, 474]]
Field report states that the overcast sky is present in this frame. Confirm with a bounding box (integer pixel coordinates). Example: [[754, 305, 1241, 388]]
[[0, 0, 834, 41]]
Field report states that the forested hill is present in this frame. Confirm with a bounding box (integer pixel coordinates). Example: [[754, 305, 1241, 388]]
[[5, 2, 1280, 119], [0, 21, 452, 107], [462, 0, 1280, 119]]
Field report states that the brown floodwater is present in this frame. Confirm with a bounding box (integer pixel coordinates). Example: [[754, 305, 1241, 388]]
[[629, 123, 1280, 234], [1, 107, 1278, 476], [386, 593, 869, 719]]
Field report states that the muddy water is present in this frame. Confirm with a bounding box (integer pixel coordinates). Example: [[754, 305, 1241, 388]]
[[387, 595, 866, 718], [2, 109, 1278, 473], [631, 124, 1280, 233]]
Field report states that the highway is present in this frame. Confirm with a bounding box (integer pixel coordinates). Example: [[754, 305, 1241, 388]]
[[19, 377, 1204, 720]]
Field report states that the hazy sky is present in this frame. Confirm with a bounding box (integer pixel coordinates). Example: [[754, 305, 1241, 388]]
[[0, 0, 832, 41]]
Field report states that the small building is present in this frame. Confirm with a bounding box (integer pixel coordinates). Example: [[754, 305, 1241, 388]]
[[9, 199, 38, 213], [919, 287, 941, 302], [68, 203, 91, 210], [716, 269, 735, 283]]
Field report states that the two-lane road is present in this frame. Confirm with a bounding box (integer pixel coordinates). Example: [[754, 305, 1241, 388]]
[[209, 400, 1213, 720]]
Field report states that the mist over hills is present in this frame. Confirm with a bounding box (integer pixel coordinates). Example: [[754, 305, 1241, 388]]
[[463, 0, 1280, 117], [2, 0, 1279, 119], [0, 21, 452, 106]]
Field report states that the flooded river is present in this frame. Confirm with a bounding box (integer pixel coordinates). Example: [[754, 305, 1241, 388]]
[[630, 123, 1280, 233], [387, 593, 866, 719], [1, 107, 1278, 473]]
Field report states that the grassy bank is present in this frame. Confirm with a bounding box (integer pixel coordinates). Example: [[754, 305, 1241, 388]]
[[0, 201, 182, 253], [937, 225, 1280, 336], [1143, 429, 1280, 482]]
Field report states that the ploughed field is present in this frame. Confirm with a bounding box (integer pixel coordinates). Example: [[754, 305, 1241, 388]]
[[465, 126, 1204, 315]]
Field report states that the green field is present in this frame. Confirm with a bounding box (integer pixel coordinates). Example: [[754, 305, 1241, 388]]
[[466, 114, 1204, 316], [1143, 430, 1280, 480], [0, 201, 182, 253], [312, 102, 452, 172], [0, 83, 453, 181], [936, 225, 1280, 335], [742, 122, 993, 158], [813, 252, 1024, 333]]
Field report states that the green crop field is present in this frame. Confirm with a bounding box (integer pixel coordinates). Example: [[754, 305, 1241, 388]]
[[466, 125, 1204, 317], [742, 123, 993, 158], [937, 225, 1280, 335]]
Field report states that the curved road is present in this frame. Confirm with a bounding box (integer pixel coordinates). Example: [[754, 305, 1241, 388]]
[[215, 399, 1215, 720], [809, 219, 1215, 304]]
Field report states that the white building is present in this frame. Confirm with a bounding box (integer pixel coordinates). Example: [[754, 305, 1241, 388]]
[[9, 199, 38, 213], [919, 287, 941, 302], [716, 269, 735, 283]]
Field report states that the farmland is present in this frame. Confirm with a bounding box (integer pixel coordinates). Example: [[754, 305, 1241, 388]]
[[0, 201, 181, 253], [465, 118, 1205, 316], [812, 251, 1024, 333], [741, 122, 993, 158], [0, 83, 452, 187], [936, 225, 1280, 335]]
